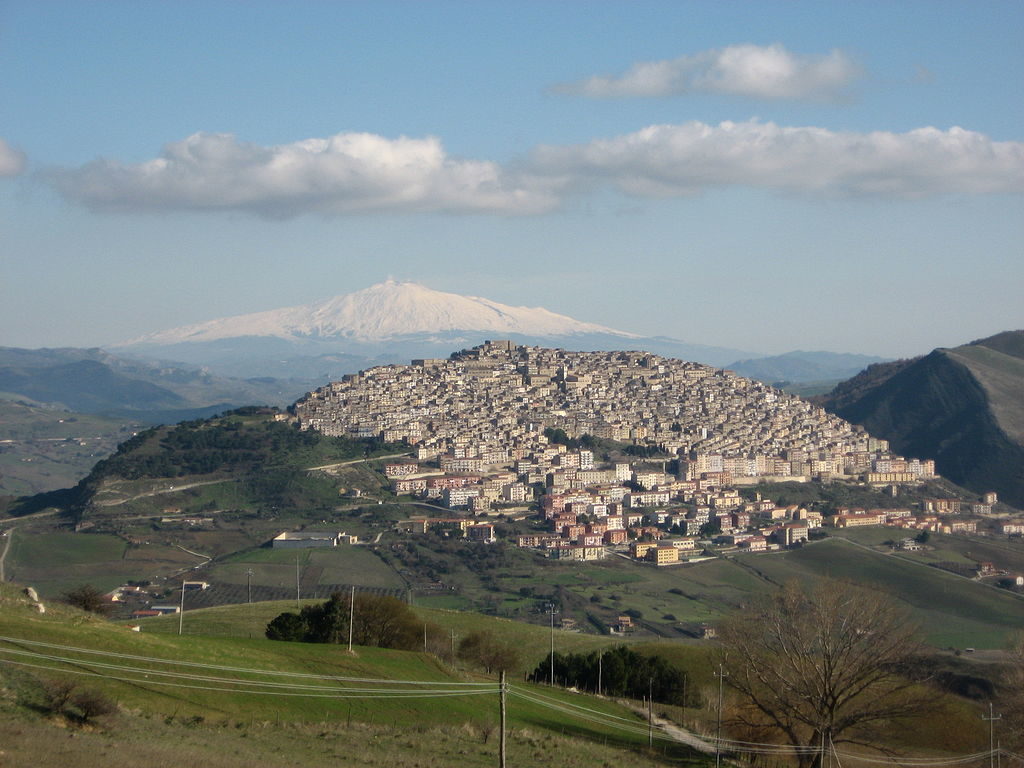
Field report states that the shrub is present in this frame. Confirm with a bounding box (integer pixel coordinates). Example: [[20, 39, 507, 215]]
[[266, 592, 435, 652], [62, 584, 110, 615], [457, 630, 520, 673], [70, 689, 117, 722]]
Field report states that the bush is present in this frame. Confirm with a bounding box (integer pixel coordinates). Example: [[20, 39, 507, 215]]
[[40, 678, 77, 714], [70, 688, 118, 722], [36, 678, 116, 722], [457, 630, 520, 673], [266, 592, 436, 652], [62, 584, 110, 615]]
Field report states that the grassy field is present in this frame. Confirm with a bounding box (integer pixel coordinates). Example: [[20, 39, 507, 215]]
[[2, 583, 1003, 764], [4, 530, 134, 595], [743, 537, 1024, 648], [9, 514, 1023, 651], [0, 400, 140, 496], [211, 546, 405, 593], [138, 598, 628, 674], [0, 583, 706, 768]]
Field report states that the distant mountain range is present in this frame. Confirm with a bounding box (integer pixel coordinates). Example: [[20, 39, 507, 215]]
[[112, 280, 755, 378], [725, 351, 890, 386], [2, 282, 894, 422], [0, 346, 308, 421], [815, 330, 1024, 508]]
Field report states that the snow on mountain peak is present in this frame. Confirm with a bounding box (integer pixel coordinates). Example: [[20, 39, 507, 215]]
[[119, 280, 636, 346]]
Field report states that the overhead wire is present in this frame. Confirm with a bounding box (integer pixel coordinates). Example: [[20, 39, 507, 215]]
[[0, 636, 1010, 763], [0, 635, 492, 686], [0, 648, 497, 697], [0, 656, 499, 698]]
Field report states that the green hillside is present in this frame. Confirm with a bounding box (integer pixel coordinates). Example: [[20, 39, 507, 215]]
[[3, 408, 409, 520], [738, 536, 1024, 649], [818, 330, 1024, 506], [0, 583, 702, 768]]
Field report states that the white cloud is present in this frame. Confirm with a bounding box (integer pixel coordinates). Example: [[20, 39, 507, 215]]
[[49, 123, 1024, 217], [528, 120, 1024, 198], [554, 44, 860, 101], [0, 138, 27, 176], [52, 131, 556, 217]]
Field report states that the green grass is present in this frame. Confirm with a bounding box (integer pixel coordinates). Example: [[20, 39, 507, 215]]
[[747, 538, 1024, 648], [137, 598, 625, 675], [0, 584, 703, 767], [207, 546, 405, 592], [5, 531, 133, 595]]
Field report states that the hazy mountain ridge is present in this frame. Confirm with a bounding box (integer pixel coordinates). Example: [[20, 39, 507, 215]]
[[727, 350, 890, 384], [817, 331, 1024, 507], [0, 346, 310, 418]]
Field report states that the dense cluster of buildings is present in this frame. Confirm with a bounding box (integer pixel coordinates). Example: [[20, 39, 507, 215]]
[[296, 340, 934, 485], [287, 342, 1021, 561]]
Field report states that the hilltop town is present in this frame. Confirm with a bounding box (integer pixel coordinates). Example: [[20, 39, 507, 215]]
[[290, 342, 1024, 566]]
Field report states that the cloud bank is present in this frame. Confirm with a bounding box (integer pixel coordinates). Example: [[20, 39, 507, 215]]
[[50, 122, 1024, 217], [0, 138, 27, 176], [530, 121, 1024, 198], [553, 44, 860, 101], [52, 131, 555, 216]]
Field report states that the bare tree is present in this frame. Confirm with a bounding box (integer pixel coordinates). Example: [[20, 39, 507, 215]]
[[717, 580, 934, 766], [1005, 632, 1024, 749]]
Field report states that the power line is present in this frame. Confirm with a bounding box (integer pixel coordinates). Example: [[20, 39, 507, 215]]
[[0, 636, 492, 686], [0, 657, 498, 698]]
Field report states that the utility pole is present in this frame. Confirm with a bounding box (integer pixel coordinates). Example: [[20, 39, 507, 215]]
[[347, 585, 355, 653], [499, 670, 507, 768], [245, 568, 253, 604], [597, 652, 602, 696], [450, 628, 456, 663], [177, 580, 204, 635], [682, 671, 687, 721], [295, 552, 301, 608], [983, 701, 1001, 768], [547, 604, 559, 686], [648, 676, 654, 747], [715, 663, 728, 768], [178, 580, 185, 635]]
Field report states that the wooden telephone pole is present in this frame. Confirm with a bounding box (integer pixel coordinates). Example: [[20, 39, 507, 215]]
[[499, 670, 507, 768]]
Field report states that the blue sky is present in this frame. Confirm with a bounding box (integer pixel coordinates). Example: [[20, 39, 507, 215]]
[[1, 0, 1022, 358]]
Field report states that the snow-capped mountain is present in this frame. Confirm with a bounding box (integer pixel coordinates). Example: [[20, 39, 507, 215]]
[[120, 280, 635, 345], [113, 280, 752, 379]]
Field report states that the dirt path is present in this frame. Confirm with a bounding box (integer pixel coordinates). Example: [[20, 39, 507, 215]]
[[0, 527, 12, 582], [623, 703, 716, 753], [94, 478, 234, 507], [306, 452, 411, 472]]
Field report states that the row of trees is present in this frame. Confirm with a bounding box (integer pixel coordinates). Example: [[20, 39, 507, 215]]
[[529, 646, 691, 706]]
